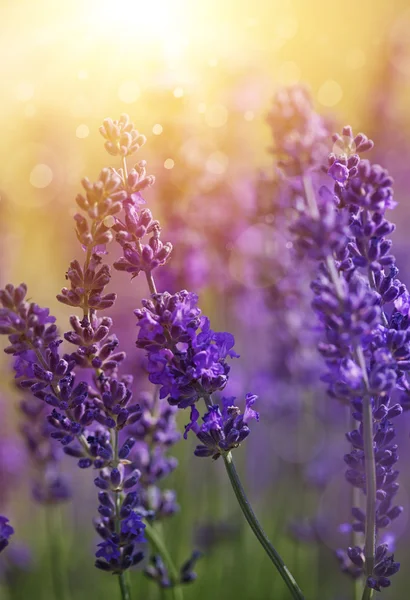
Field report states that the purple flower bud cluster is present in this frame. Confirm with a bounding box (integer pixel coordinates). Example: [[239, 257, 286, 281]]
[[290, 125, 406, 591], [113, 202, 172, 279], [99, 114, 147, 158], [0, 517, 13, 554], [57, 255, 116, 312], [134, 291, 239, 414], [93, 467, 146, 573], [184, 394, 259, 460], [0, 284, 71, 504]]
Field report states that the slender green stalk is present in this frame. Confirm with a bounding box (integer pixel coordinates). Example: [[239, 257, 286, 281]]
[[112, 429, 133, 600], [222, 452, 305, 600], [361, 585, 373, 600], [118, 573, 131, 600], [44, 506, 71, 600], [144, 521, 183, 600]]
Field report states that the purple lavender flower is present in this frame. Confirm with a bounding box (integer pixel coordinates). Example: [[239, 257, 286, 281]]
[[0, 286, 71, 504], [185, 394, 259, 460], [134, 291, 238, 412], [290, 124, 405, 591], [0, 517, 13, 553]]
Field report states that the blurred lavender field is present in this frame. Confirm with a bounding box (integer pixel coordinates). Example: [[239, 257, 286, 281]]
[[2, 1, 410, 599]]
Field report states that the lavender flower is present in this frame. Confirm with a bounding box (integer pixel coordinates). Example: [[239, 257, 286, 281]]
[[290, 124, 405, 592], [0, 285, 71, 504], [0, 518, 13, 553], [185, 395, 259, 460], [134, 291, 239, 414]]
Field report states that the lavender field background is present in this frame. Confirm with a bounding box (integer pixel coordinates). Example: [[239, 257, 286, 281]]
[[2, 1, 410, 599]]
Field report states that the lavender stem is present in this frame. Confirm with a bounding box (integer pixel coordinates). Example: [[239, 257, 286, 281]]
[[222, 452, 304, 599], [118, 573, 131, 600], [112, 428, 132, 600], [44, 506, 71, 600]]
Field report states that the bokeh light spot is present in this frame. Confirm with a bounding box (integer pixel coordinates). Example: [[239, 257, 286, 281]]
[[103, 215, 115, 228], [118, 80, 141, 103], [173, 87, 184, 98], [16, 81, 34, 101], [198, 103, 207, 113], [205, 104, 228, 128], [317, 80, 343, 107], [77, 70, 89, 79], [29, 164, 53, 189], [164, 158, 174, 169], [206, 151, 229, 175], [76, 124, 89, 138], [152, 123, 163, 135], [244, 110, 254, 121]]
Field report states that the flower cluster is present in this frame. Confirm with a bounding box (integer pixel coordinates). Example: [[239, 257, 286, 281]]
[[134, 291, 239, 412], [289, 124, 405, 591], [0, 285, 71, 504], [185, 394, 259, 460]]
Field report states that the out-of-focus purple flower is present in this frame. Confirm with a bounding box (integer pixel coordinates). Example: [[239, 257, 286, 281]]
[[129, 391, 180, 519], [144, 550, 202, 588], [266, 84, 330, 176], [0, 517, 13, 553]]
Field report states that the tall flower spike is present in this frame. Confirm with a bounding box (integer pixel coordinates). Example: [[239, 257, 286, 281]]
[[290, 125, 404, 594]]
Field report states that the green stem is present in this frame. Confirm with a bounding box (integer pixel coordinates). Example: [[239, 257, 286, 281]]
[[361, 585, 374, 600], [118, 573, 131, 600], [112, 429, 132, 600], [222, 452, 305, 600], [144, 522, 183, 600], [44, 506, 71, 600]]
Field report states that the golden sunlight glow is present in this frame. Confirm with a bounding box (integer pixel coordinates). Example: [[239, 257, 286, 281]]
[[90, 0, 189, 56]]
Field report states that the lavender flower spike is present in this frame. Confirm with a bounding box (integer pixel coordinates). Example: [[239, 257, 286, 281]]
[[290, 124, 404, 596]]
